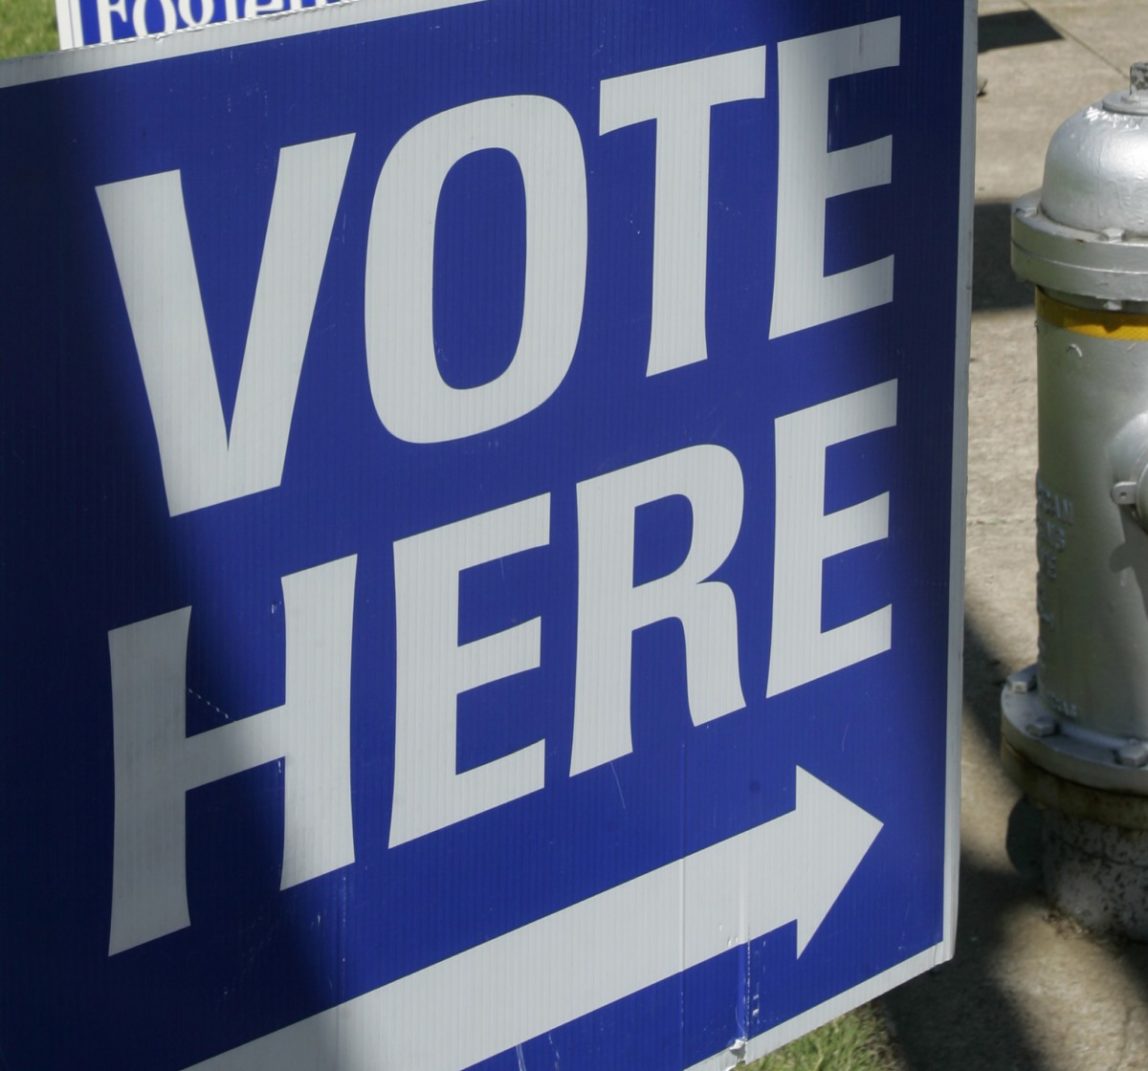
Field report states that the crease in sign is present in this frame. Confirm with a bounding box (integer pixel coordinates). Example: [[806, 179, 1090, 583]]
[[185, 769, 882, 1071]]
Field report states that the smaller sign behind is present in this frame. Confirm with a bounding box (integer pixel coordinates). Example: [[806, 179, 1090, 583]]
[[55, 0, 333, 48]]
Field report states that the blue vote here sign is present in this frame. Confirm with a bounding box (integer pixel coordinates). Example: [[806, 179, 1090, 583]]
[[0, 2, 972, 1069]]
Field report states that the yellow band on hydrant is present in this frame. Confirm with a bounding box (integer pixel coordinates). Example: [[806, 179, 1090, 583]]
[[1037, 289, 1148, 341]]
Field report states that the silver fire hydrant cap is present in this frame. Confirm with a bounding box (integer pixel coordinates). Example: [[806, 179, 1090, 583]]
[[1012, 63, 1148, 302], [1041, 62, 1148, 237]]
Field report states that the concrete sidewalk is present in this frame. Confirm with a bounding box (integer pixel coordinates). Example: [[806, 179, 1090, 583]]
[[880, 3, 1148, 1069]]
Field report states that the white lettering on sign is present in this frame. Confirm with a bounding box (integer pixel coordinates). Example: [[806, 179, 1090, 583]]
[[176, 0, 214, 28], [570, 445, 746, 776], [107, 555, 357, 955], [600, 47, 766, 377], [99, 20, 905, 953], [92, 0, 333, 43], [766, 380, 897, 697], [769, 18, 901, 339], [106, 380, 897, 953], [96, 134, 354, 517], [390, 495, 550, 848], [365, 95, 587, 445], [131, 0, 176, 36], [95, 0, 129, 41], [99, 21, 900, 520]]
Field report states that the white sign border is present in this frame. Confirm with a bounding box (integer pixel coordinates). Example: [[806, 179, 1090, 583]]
[[944, 0, 977, 962]]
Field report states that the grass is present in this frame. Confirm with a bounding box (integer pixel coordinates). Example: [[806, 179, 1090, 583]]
[[0, 0, 58, 57], [0, 3, 904, 1070], [749, 1002, 902, 1071]]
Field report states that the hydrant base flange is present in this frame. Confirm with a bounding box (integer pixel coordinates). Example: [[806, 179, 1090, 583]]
[[1001, 668, 1148, 796], [1004, 741, 1148, 939], [1002, 737, 1148, 828]]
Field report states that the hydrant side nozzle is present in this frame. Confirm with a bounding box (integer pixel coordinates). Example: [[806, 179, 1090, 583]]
[[1109, 414, 1148, 529]]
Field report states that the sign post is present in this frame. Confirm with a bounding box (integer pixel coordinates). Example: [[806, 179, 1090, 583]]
[[0, 2, 974, 1067]]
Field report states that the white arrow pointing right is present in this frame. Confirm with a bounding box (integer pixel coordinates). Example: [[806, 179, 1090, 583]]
[[681, 765, 884, 962], [191, 767, 882, 1071]]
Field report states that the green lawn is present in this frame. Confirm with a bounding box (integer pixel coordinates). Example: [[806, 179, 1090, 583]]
[[750, 1002, 902, 1071], [0, 0, 57, 57]]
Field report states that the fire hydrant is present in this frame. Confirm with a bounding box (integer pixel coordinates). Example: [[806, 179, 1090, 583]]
[[1004, 62, 1148, 938]]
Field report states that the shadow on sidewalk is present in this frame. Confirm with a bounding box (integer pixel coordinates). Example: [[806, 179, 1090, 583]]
[[978, 10, 1061, 54], [884, 607, 1148, 1068], [974, 201, 1036, 312], [879, 616, 1050, 1071]]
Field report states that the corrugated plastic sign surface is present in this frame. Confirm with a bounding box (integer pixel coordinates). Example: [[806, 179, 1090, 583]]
[[0, 1, 973, 1068]]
